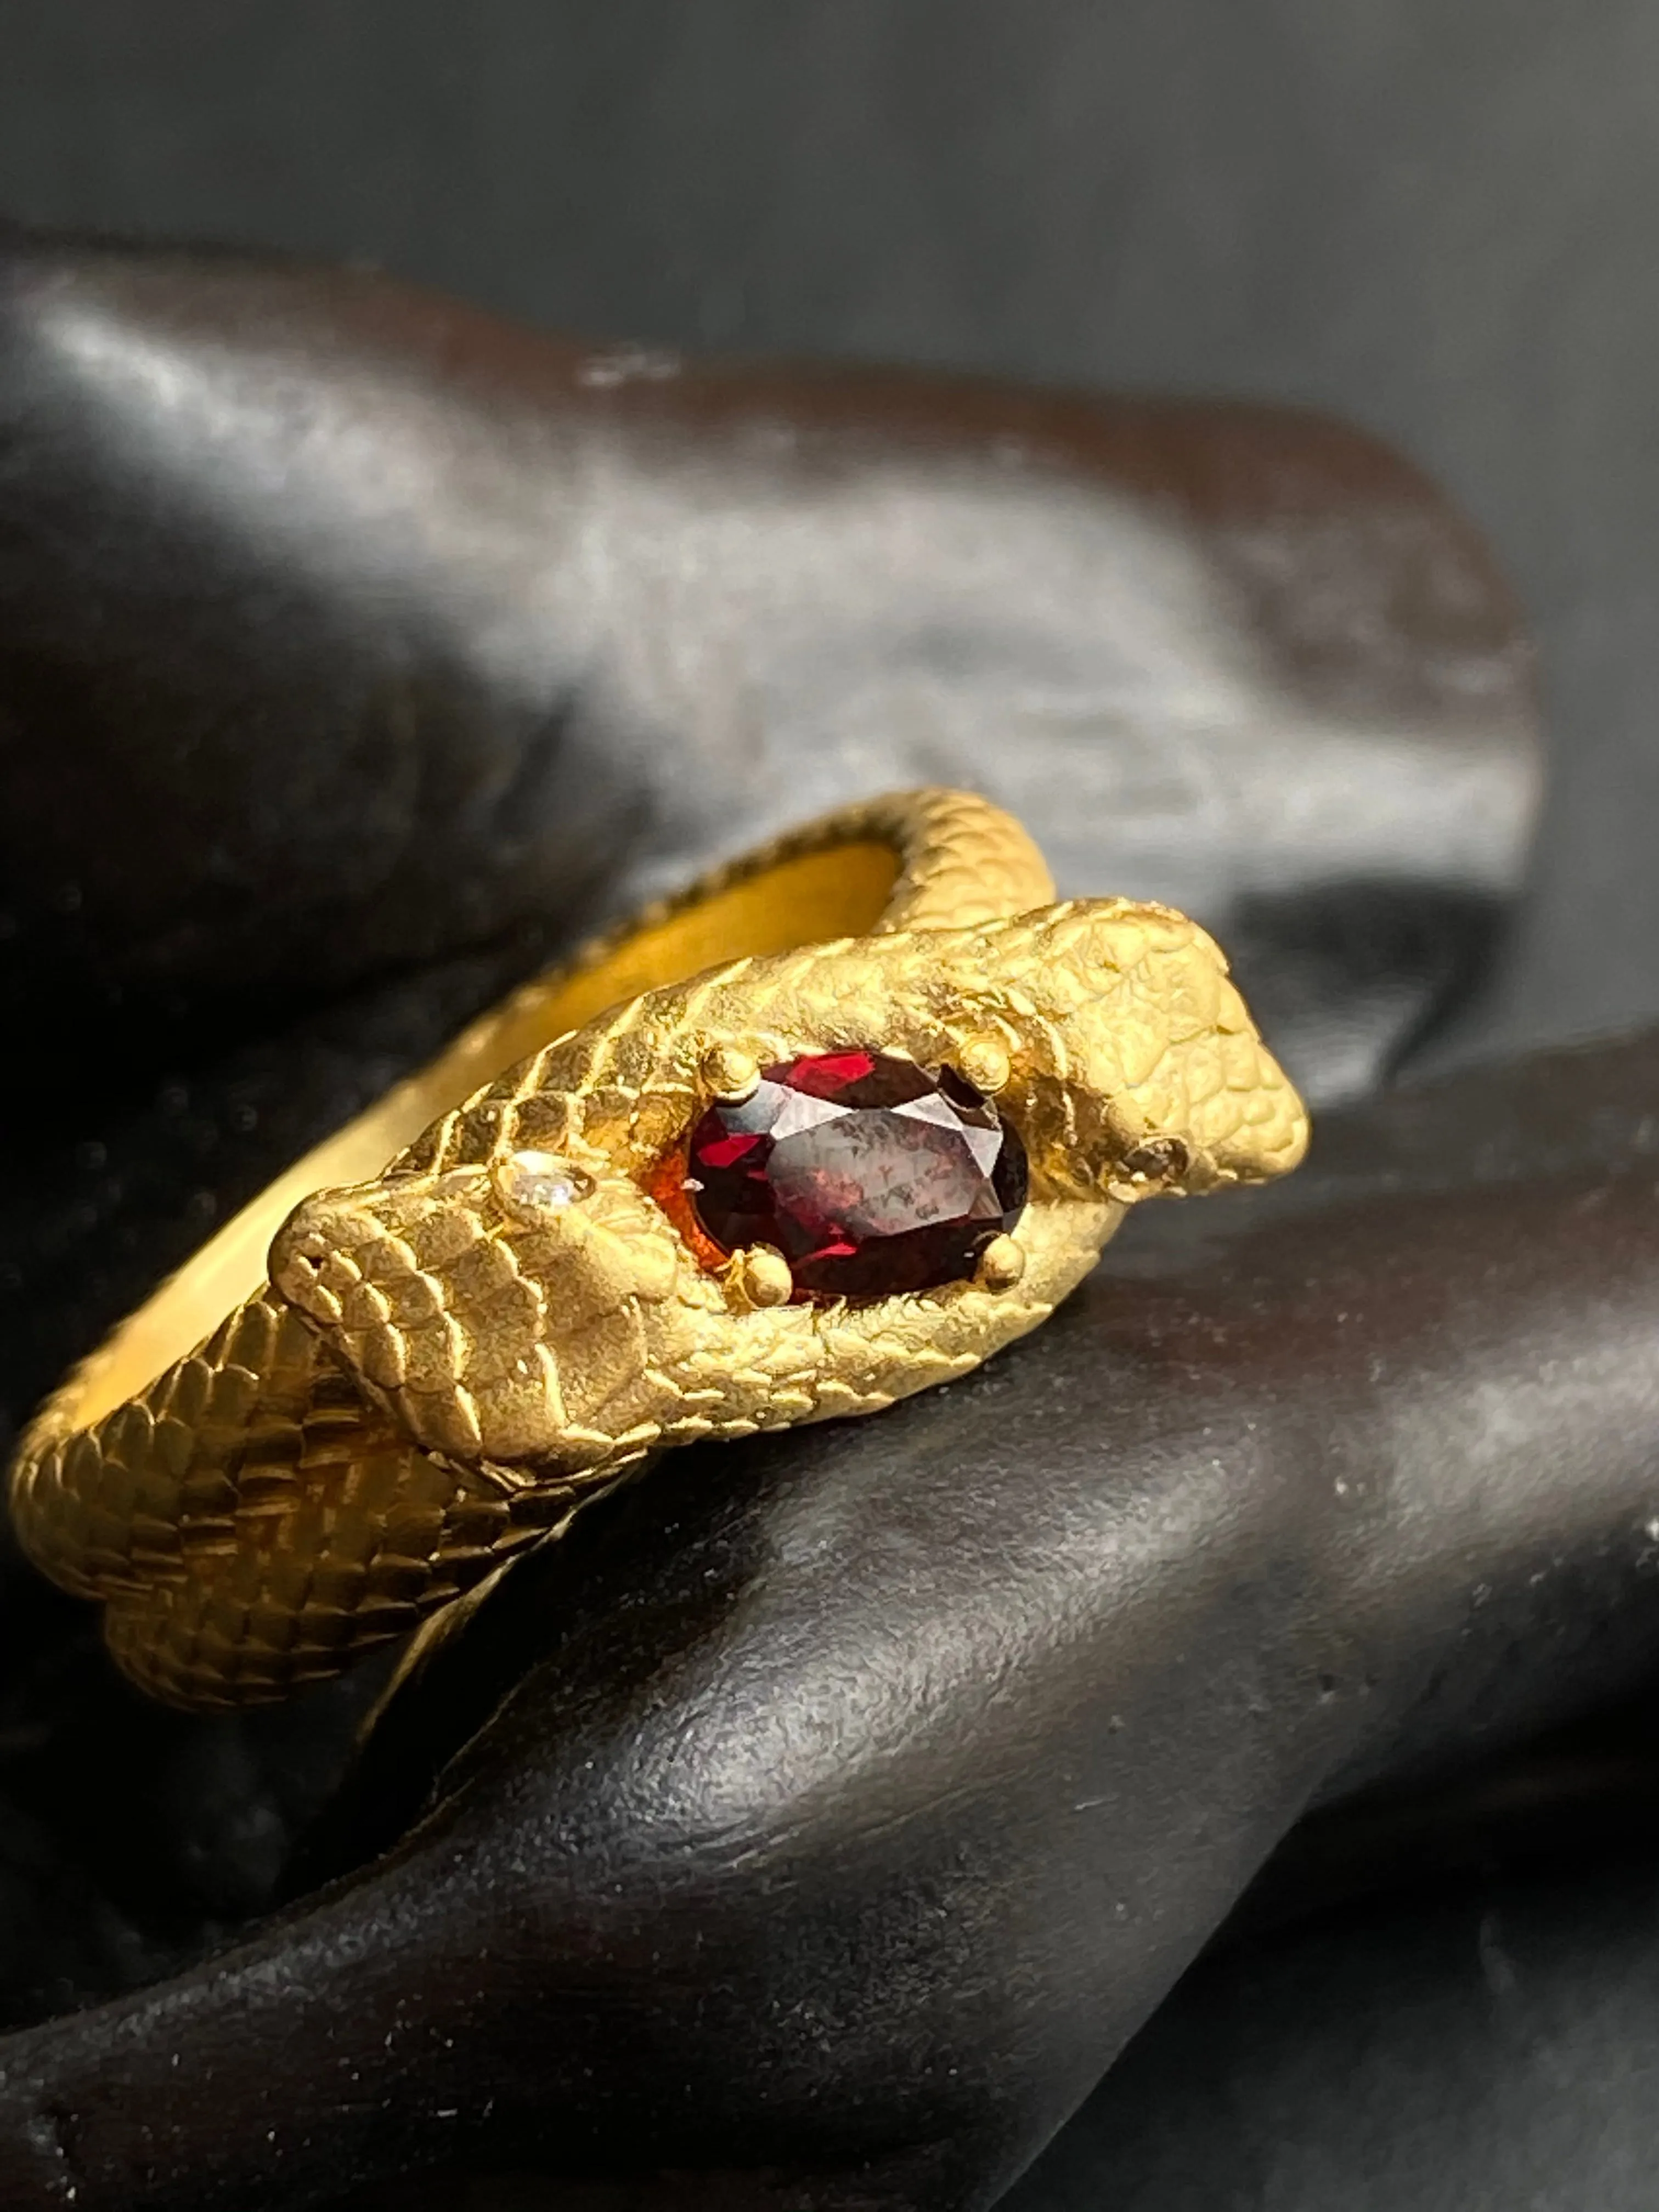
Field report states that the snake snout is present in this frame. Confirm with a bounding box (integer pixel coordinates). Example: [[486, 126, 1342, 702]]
[[269, 1198, 359, 1330]]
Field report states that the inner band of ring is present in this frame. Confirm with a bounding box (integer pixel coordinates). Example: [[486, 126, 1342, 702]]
[[9, 791, 1054, 1707]]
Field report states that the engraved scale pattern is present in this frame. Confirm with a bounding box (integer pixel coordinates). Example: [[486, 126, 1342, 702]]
[[9, 792, 1306, 1707]]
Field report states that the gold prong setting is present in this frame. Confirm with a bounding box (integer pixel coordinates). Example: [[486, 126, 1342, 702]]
[[698, 1042, 762, 1105], [974, 1233, 1026, 1293], [954, 1032, 1013, 1098], [729, 1243, 795, 1310]]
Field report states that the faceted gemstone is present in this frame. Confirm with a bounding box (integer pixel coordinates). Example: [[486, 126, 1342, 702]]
[[686, 1051, 1027, 1299], [493, 1150, 594, 1217]]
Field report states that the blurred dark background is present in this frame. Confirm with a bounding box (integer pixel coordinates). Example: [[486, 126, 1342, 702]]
[[1, 6, 1656, 2208]]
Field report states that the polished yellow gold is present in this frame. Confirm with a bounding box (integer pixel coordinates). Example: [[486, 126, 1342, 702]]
[[975, 1234, 1027, 1293], [954, 1033, 1013, 1098], [731, 1244, 796, 1311], [8, 789, 1307, 1708], [698, 1042, 762, 1104]]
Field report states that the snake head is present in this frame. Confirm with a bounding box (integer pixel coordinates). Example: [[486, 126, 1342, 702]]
[[268, 895, 1307, 1483], [270, 1151, 686, 1474], [1001, 901, 1310, 1201]]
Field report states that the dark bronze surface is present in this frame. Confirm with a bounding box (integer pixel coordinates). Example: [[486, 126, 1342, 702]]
[[4, 1036, 1658, 2212], [0, 234, 1537, 1101], [0, 239, 1633, 2212]]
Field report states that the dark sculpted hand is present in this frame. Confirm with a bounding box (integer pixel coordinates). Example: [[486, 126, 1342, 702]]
[[3, 235, 1651, 2212]]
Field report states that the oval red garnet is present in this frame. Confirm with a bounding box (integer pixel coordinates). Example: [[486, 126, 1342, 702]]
[[686, 1051, 1028, 1300]]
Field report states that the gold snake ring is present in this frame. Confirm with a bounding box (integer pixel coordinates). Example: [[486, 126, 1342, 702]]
[[9, 790, 1307, 1708]]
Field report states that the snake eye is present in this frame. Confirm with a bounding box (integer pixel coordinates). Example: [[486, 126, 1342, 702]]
[[492, 1150, 596, 1223], [1117, 1136, 1190, 1188]]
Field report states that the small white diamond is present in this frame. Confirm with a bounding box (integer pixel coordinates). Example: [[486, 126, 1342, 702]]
[[493, 1150, 594, 1217]]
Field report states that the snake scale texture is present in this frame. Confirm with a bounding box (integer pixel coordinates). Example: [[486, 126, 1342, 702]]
[[10, 793, 1306, 1706]]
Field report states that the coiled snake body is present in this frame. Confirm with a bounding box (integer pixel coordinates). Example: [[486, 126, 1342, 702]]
[[9, 792, 1306, 1706]]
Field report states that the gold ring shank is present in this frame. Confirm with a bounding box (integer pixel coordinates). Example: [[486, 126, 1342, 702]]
[[9, 792, 1058, 1707], [63, 796, 1052, 1436]]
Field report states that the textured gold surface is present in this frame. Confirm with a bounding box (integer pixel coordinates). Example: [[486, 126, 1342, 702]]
[[9, 790, 1307, 1707]]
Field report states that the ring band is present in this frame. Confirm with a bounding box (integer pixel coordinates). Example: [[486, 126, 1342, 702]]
[[9, 790, 1307, 1708]]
